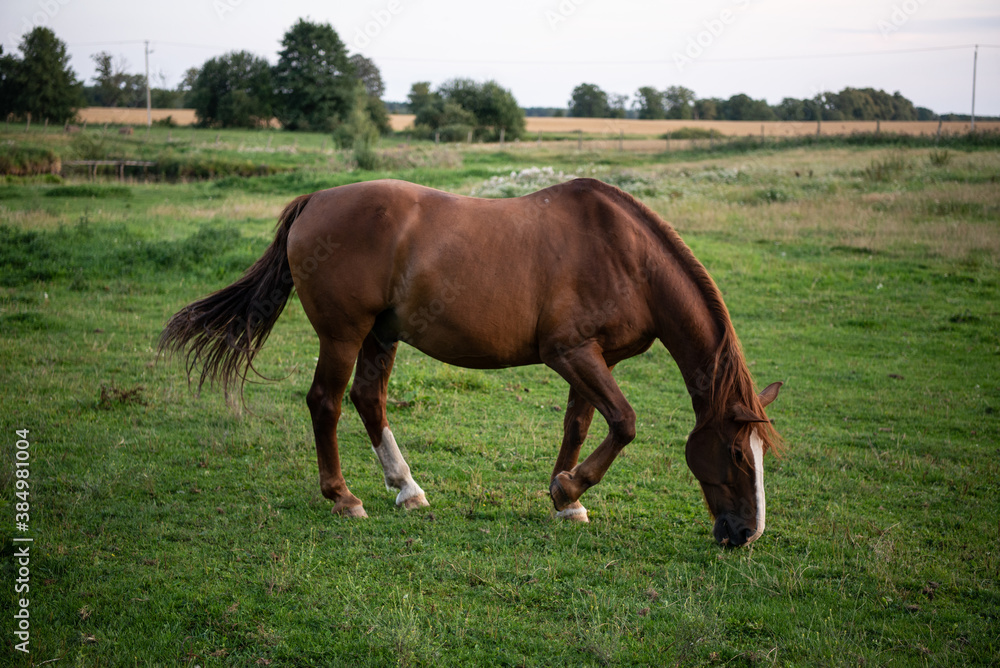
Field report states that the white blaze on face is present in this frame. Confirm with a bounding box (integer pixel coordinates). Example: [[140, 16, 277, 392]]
[[746, 429, 766, 543], [373, 427, 426, 507]]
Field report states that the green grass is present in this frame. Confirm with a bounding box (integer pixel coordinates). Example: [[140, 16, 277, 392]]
[[1, 132, 998, 666]]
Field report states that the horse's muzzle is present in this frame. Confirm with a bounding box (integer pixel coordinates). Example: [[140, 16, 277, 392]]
[[713, 514, 756, 547]]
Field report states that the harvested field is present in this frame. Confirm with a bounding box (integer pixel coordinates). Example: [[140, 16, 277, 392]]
[[77, 107, 198, 126], [391, 113, 997, 137], [72, 109, 998, 138]]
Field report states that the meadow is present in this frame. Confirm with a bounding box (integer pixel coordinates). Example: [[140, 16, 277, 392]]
[[1, 126, 998, 666]]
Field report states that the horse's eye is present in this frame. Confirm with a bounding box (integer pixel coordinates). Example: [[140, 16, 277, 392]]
[[732, 444, 744, 463]]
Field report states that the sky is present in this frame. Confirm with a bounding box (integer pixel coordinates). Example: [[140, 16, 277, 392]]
[[3, 0, 999, 115]]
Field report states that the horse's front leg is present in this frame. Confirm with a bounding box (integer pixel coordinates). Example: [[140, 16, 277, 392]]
[[548, 376, 612, 522], [544, 344, 636, 516]]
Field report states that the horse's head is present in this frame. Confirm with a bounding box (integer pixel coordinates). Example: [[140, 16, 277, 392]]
[[685, 381, 782, 547]]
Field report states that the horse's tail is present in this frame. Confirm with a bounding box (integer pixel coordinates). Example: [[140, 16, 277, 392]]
[[158, 193, 314, 398]]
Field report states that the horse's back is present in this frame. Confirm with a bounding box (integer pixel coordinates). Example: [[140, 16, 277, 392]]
[[287, 179, 657, 367]]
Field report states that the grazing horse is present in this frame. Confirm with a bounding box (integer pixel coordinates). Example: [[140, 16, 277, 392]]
[[160, 178, 782, 546]]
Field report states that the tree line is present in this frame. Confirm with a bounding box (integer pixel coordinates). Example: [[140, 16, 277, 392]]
[[0, 24, 977, 138], [0, 22, 524, 144], [570, 83, 939, 122]]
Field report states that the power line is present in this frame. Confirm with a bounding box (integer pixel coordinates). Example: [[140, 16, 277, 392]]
[[371, 43, 1000, 66], [65, 41, 999, 65], [69, 40, 231, 50]]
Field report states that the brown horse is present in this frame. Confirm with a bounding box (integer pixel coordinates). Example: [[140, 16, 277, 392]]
[[160, 178, 782, 546]]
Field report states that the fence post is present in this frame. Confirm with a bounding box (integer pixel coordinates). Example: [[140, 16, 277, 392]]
[[875, 120, 880, 135], [666, 135, 670, 152], [936, 119, 942, 144], [577, 129, 582, 151], [537, 130, 541, 146], [618, 129, 624, 152], [434, 131, 440, 145], [43, 118, 48, 134], [25, 113, 31, 132], [499, 127, 505, 146], [467, 130, 473, 144], [761, 124, 765, 145], [816, 118, 821, 136]]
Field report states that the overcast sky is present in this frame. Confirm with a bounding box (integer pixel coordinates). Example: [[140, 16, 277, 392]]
[[3, 0, 998, 115]]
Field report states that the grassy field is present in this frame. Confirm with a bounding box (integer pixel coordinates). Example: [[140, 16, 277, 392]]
[[1, 127, 999, 666]]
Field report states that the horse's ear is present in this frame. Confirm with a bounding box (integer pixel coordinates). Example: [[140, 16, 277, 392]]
[[758, 381, 782, 408], [732, 403, 769, 423]]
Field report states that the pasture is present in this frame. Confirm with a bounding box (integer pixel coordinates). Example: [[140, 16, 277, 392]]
[[1, 127, 998, 665]]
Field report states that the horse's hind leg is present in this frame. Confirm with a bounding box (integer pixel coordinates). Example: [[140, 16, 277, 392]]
[[349, 333, 428, 509], [308, 338, 368, 517]]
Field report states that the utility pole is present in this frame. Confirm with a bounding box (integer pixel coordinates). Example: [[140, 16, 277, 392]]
[[971, 44, 978, 131], [145, 40, 151, 129]]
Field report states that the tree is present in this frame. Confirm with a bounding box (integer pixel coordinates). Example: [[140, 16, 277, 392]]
[[466, 79, 524, 138], [633, 87, 666, 120], [773, 97, 813, 122], [190, 51, 274, 128], [719, 93, 775, 121], [1, 27, 84, 123], [0, 46, 18, 119], [348, 55, 390, 135], [273, 19, 355, 131], [90, 52, 145, 107], [813, 88, 917, 121], [408, 82, 438, 121], [608, 93, 628, 119], [349, 54, 384, 98], [664, 86, 695, 119], [694, 97, 719, 120], [422, 78, 524, 140], [569, 83, 609, 118]]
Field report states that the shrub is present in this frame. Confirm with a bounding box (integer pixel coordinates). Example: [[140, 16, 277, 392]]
[[928, 149, 951, 167], [863, 152, 909, 182], [662, 127, 721, 140], [0, 145, 61, 175]]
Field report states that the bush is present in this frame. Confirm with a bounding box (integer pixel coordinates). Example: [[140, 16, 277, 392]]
[[928, 149, 951, 167], [352, 135, 382, 171], [0, 145, 61, 175], [863, 152, 909, 182], [662, 127, 721, 140], [44, 185, 131, 198]]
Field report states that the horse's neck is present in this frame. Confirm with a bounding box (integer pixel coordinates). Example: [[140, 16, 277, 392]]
[[649, 253, 725, 417]]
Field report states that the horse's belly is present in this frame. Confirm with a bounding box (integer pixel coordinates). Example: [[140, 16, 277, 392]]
[[393, 301, 542, 369]]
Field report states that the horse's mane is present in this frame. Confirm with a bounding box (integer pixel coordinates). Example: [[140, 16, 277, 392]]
[[589, 180, 781, 454]]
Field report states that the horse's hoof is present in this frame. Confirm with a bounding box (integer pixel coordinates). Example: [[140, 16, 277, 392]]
[[399, 493, 429, 510], [556, 502, 589, 522], [549, 474, 574, 511], [333, 503, 368, 518]]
